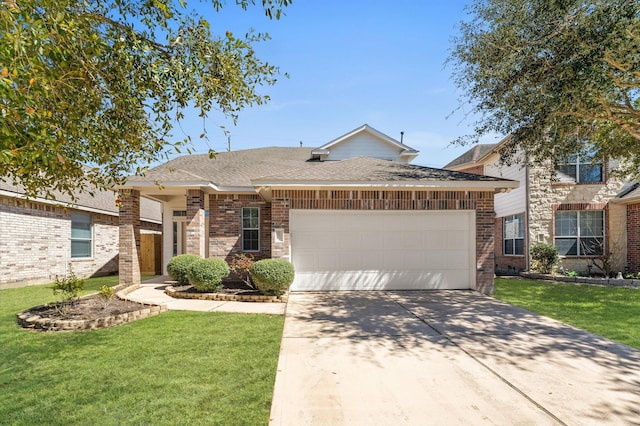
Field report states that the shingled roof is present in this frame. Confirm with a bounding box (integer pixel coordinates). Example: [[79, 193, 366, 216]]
[[444, 143, 499, 169], [0, 179, 161, 222], [125, 147, 516, 193], [252, 157, 511, 185]]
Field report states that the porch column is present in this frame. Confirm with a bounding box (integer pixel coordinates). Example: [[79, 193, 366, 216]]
[[271, 191, 290, 260], [119, 189, 141, 287], [476, 192, 496, 295], [186, 189, 206, 257]]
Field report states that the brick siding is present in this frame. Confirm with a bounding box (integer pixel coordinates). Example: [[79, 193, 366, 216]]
[[628, 203, 640, 272], [494, 217, 527, 275], [119, 190, 141, 287], [208, 194, 272, 263]]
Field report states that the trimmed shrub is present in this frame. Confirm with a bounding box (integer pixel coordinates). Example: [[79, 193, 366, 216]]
[[167, 254, 200, 286], [187, 258, 230, 292], [530, 243, 559, 274], [250, 259, 295, 296]]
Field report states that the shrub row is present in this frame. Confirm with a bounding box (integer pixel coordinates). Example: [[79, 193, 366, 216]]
[[166, 254, 294, 295]]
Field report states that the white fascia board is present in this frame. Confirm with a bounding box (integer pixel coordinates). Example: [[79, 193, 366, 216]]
[[0, 189, 118, 217], [120, 181, 256, 194]]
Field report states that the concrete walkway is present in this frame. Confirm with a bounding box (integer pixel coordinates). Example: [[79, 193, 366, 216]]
[[270, 291, 640, 425], [124, 277, 285, 315]]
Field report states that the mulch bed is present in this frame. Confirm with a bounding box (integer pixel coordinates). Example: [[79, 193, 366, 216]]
[[174, 280, 262, 296], [21, 294, 150, 321]]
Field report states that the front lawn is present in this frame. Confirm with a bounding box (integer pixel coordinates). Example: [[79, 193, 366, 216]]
[[494, 277, 640, 349], [0, 277, 284, 425]]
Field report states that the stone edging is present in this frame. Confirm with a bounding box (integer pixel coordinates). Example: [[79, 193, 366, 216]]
[[165, 286, 288, 303], [16, 284, 167, 332], [521, 272, 640, 288]]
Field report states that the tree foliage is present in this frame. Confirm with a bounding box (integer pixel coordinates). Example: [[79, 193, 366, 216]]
[[0, 0, 290, 198], [450, 0, 640, 171]]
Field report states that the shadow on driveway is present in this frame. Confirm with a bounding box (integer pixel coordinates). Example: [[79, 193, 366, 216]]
[[272, 290, 640, 425]]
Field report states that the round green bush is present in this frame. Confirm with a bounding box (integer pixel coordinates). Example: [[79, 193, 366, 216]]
[[187, 258, 230, 292], [250, 259, 295, 296], [166, 254, 200, 286], [530, 242, 559, 274]]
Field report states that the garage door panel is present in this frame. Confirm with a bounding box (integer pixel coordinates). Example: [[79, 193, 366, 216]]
[[290, 210, 475, 291]]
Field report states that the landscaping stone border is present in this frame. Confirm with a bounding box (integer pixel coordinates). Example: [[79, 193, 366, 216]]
[[165, 285, 288, 303], [16, 284, 167, 331], [520, 272, 640, 288]]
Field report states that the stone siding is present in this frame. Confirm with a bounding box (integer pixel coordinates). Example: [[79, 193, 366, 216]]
[[528, 161, 627, 273]]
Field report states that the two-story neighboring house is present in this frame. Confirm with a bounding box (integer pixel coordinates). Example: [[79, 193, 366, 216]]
[[445, 136, 634, 276]]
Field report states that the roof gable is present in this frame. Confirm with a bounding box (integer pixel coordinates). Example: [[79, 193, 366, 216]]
[[311, 124, 418, 163]]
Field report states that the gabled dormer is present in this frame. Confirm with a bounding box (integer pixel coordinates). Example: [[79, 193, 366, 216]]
[[310, 124, 419, 163]]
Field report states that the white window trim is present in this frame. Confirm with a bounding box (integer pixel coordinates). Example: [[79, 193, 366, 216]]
[[503, 214, 524, 256], [241, 207, 260, 252], [556, 153, 604, 183], [554, 210, 605, 257]]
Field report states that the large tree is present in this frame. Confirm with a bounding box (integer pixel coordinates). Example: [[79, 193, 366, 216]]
[[450, 0, 640, 170], [0, 0, 289, 198]]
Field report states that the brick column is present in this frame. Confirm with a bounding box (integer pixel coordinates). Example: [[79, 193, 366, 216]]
[[186, 189, 206, 257], [271, 191, 290, 260], [475, 192, 495, 295], [119, 189, 141, 287]]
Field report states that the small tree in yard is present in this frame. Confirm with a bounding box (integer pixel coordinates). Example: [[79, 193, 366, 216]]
[[229, 253, 256, 289], [51, 270, 85, 315], [530, 243, 559, 274]]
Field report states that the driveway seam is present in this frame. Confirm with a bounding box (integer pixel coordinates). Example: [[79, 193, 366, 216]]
[[384, 292, 567, 426]]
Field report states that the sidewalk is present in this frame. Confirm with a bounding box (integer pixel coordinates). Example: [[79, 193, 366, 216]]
[[123, 276, 285, 315]]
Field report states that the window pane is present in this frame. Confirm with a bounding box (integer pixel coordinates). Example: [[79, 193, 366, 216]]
[[504, 240, 513, 255], [71, 240, 91, 258], [556, 165, 577, 181], [555, 211, 577, 236], [580, 211, 603, 237], [514, 239, 524, 255], [243, 230, 259, 251], [579, 164, 603, 183], [71, 213, 92, 239], [242, 208, 259, 229], [580, 237, 603, 255], [556, 238, 578, 256]]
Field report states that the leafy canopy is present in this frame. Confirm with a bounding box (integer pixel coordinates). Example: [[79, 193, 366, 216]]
[[0, 0, 290, 199], [450, 0, 640, 170]]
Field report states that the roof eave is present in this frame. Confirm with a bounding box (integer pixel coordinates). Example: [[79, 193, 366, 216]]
[[251, 180, 519, 191]]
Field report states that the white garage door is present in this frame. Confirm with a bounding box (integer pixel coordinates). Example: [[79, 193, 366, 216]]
[[289, 210, 476, 291]]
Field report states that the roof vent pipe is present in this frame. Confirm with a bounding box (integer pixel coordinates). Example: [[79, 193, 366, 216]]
[[400, 131, 404, 144]]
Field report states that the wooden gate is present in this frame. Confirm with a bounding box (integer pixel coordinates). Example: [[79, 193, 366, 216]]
[[140, 233, 162, 275]]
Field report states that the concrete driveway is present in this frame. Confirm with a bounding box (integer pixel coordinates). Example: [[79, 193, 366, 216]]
[[269, 291, 640, 425]]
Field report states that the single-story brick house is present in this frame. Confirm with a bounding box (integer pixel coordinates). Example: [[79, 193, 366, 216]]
[[0, 180, 162, 289], [444, 136, 640, 276], [118, 124, 517, 294]]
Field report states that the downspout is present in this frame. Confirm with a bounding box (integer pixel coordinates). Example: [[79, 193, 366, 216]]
[[525, 162, 531, 271]]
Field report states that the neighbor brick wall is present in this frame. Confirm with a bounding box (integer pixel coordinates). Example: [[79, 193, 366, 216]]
[[627, 203, 640, 272], [208, 194, 272, 262], [493, 217, 526, 275], [271, 189, 496, 294], [0, 194, 124, 288]]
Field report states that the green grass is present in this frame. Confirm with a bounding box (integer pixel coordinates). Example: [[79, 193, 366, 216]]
[[0, 277, 284, 425], [494, 277, 640, 349]]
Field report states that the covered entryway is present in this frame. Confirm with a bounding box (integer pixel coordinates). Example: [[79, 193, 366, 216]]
[[289, 210, 475, 291]]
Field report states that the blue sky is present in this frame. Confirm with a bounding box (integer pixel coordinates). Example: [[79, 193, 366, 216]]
[[176, 1, 495, 168]]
